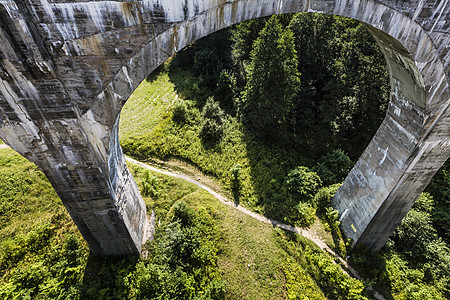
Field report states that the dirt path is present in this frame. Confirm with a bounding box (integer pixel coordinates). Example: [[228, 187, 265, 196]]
[[0, 144, 383, 298], [126, 156, 385, 300]]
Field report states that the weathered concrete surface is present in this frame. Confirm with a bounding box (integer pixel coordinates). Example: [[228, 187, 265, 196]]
[[0, 0, 448, 254]]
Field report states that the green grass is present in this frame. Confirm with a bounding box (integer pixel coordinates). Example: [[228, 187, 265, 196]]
[[120, 65, 177, 141], [120, 65, 310, 223], [130, 163, 364, 299], [0, 147, 73, 238], [130, 164, 290, 299], [2, 147, 363, 299]]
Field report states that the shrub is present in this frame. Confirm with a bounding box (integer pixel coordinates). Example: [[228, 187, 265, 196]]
[[141, 170, 160, 198], [412, 192, 434, 213], [285, 166, 322, 204], [169, 201, 196, 227], [215, 69, 237, 111], [172, 99, 188, 124], [230, 163, 242, 191], [296, 202, 316, 227], [200, 98, 225, 143], [314, 184, 341, 213], [313, 150, 353, 186], [325, 207, 340, 231], [200, 118, 224, 143]]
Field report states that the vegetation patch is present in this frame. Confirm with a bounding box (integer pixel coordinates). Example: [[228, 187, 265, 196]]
[[1, 147, 369, 299], [119, 12, 449, 299]]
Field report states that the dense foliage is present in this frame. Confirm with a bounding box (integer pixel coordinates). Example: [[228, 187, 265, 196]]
[[426, 161, 450, 244], [233, 14, 390, 159], [125, 201, 225, 300], [350, 192, 450, 299], [121, 13, 389, 225], [241, 17, 300, 142]]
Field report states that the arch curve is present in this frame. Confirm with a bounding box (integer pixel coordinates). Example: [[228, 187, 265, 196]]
[[0, 0, 448, 253]]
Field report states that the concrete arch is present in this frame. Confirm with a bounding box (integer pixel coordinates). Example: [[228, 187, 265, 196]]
[[0, 0, 448, 254]]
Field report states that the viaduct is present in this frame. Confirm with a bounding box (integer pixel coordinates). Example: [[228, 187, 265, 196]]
[[0, 0, 448, 255]]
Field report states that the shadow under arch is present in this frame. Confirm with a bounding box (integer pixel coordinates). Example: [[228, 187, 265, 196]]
[[86, 0, 448, 252]]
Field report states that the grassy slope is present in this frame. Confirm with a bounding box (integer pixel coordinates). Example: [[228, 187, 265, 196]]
[[119, 64, 450, 299], [0, 147, 77, 239], [120, 65, 307, 221], [0, 147, 334, 299], [130, 163, 328, 299]]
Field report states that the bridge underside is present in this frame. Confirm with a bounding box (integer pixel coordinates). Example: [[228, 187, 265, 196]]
[[0, 0, 448, 254]]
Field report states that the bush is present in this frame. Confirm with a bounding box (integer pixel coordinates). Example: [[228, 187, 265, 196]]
[[215, 69, 237, 111], [285, 166, 322, 204], [126, 201, 224, 300], [141, 170, 160, 198], [412, 192, 434, 213], [325, 207, 340, 231], [200, 98, 225, 143], [230, 163, 242, 191], [172, 99, 189, 124], [313, 150, 353, 186], [169, 201, 196, 227], [295, 202, 316, 227], [314, 184, 341, 213]]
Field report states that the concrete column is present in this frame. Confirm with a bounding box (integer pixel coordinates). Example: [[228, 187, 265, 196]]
[[0, 107, 150, 255], [0, 4, 150, 255], [333, 25, 450, 251]]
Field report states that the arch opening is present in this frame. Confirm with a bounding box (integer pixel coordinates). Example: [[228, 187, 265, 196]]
[[107, 2, 444, 253], [0, 0, 447, 256]]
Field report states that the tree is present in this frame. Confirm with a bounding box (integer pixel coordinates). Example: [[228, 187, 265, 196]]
[[313, 150, 353, 186], [214, 69, 237, 111], [242, 16, 300, 142], [285, 13, 389, 159], [285, 166, 322, 204], [231, 18, 268, 82], [426, 160, 450, 244], [200, 97, 225, 144]]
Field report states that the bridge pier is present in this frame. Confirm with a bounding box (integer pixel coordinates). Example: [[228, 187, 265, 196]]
[[333, 25, 450, 251], [1, 113, 150, 255], [0, 113, 150, 255]]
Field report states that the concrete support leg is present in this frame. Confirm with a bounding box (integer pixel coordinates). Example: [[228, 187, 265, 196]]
[[0, 113, 150, 255], [333, 25, 450, 251]]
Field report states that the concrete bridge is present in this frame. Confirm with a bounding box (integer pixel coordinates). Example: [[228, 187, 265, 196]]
[[0, 0, 448, 255]]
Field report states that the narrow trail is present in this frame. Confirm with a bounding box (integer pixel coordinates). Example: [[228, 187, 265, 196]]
[[0, 144, 383, 298], [126, 156, 385, 300]]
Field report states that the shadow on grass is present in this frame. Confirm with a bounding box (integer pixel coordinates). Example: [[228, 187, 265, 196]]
[[80, 253, 139, 298], [349, 245, 394, 299], [144, 65, 164, 84], [240, 126, 312, 223]]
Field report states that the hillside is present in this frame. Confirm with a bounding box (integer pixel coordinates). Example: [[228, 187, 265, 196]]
[[0, 146, 371, 299], [119, 13, 449, 299]]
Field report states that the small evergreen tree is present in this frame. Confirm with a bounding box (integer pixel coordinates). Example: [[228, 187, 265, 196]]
[[242, 16, 300, 142], [200, 97, 225, 144], [285, 166, 322, 204], [313, 150, 353, 186]]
